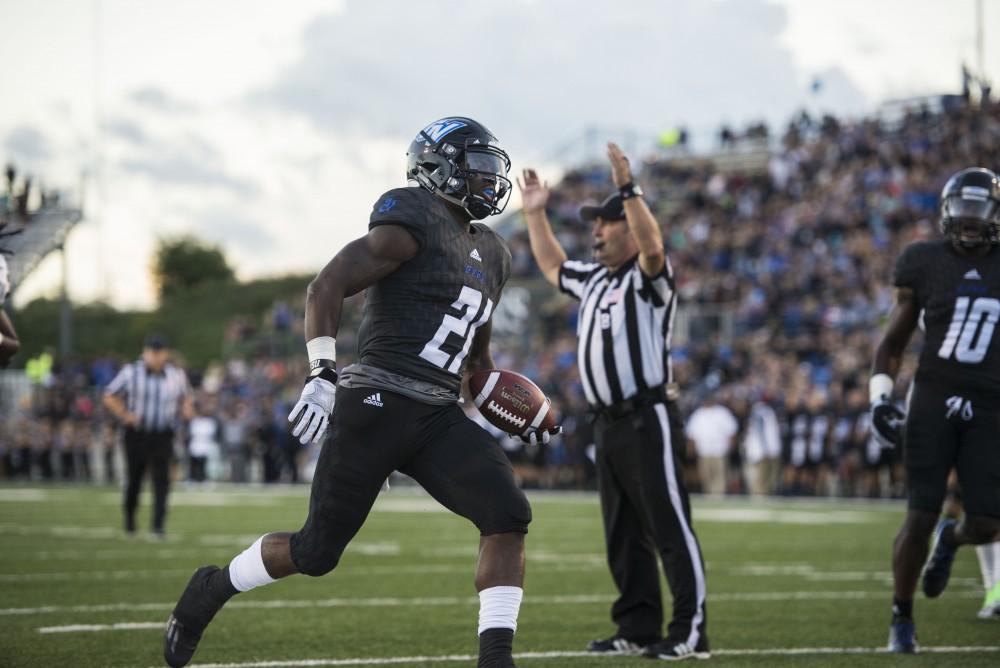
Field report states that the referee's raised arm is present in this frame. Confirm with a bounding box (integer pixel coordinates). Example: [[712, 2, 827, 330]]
[[607, 142, 665, 277], [517, 168, 566, 286]]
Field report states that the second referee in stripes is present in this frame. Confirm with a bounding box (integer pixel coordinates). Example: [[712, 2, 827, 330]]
[[518, 143, 710, 661]]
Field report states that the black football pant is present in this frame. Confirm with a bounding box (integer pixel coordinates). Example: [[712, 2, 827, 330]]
[[289, 386, 531, 577], [123, 428, 173, 533], [594, 400, 708, 648], [904, 381, 1000, 517]]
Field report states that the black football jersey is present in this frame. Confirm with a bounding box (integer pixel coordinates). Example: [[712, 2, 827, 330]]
[[894, 240, 1000, 396], [357, 186, 511, 394]]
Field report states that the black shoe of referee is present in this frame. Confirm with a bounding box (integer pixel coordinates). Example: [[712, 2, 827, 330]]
[[642, 637, 711, 661], [163, 566, 234, 667]]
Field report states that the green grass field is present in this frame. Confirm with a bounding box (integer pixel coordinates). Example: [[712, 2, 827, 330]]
[[1, 485, 997, 667]]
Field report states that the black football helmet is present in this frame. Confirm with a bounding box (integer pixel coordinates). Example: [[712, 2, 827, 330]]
[[406, 117, 512, 220], [939, 167, 1000, 248]]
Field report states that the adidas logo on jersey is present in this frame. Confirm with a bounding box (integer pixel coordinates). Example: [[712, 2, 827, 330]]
[[964, 269, 982, 280], [363, 393, 384, 407], [470, 248, 482, 262]]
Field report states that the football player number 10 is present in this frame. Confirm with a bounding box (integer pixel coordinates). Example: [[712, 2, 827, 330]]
[[419, 286, 494, 374], [938, 296, 1000, 364]]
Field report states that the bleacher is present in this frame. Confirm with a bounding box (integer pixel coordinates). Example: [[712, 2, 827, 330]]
[[2, 206, 83, 295]]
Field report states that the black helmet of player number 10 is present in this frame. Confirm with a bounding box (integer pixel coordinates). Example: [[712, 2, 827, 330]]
[[406, 117, 512, 220], [939, 167, 1000, 248]]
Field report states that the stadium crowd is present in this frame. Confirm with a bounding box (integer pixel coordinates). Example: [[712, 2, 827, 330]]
[[2, 100, 999, 497]]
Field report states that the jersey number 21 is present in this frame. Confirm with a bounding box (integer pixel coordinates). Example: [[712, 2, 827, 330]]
[[419, 286, 494, 373]]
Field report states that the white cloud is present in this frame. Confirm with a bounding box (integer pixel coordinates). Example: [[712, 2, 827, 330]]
[[7, 0, 988, 310], [256, 0, 867, 155], [4, 125, 54, 165]]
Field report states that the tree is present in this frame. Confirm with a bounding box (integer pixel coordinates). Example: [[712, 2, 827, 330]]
[[152, 235, 234, 302]]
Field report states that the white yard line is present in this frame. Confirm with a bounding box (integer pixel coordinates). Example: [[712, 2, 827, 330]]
[[0, 489, 49, 501], [139, 645, 1000, 667], [0, 569, 193, 582], [39, 621, 163, 634], [8, 589, 983, 618], [11, 555, 952, 582], [0, 561, 619, 582]]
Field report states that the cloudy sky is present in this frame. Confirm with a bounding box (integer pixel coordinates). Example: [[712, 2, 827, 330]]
[[2, 0, 995, 309]]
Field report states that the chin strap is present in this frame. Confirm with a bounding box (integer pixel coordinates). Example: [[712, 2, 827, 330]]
[[428, 185, 492, 220], [414, 161, 497, 220]]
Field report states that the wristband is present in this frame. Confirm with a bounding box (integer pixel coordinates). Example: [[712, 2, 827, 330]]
[[0, 332, 4, 346], [869, 373, 894, 405], [619, 182, 644, 200], [306, 336, 336, 371]]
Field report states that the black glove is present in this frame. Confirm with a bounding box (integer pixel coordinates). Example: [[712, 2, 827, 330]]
[[871, 399, 906, 448]]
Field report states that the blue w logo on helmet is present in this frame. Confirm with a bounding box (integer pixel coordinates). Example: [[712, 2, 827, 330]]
[[419, 119, 468, 143]]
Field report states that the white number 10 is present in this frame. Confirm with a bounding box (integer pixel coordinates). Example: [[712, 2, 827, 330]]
[[419, 286, 494, 373], [937, 296, 1000, 364]]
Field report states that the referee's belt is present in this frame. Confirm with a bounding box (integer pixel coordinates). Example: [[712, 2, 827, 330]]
[[591, 384, 679, 421]]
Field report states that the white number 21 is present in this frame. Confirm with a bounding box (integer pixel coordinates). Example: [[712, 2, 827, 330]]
[[419, 286, 494, 373]]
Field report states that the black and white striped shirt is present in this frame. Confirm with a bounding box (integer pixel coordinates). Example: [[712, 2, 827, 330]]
[[105, 360, 191, 432], [559, 255, 677, 408]]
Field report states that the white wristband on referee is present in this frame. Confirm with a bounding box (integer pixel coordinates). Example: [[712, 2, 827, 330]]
[[306, 336, 336, 365], [869, 373, 894, 405]]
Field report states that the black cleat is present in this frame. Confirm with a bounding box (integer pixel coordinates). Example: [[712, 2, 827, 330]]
[[587, 634, 657, 654], [922, 518, 958, 598], [163, 566, 228, 667], [887, 617, 918, 653], [642, 638, 711, 661]]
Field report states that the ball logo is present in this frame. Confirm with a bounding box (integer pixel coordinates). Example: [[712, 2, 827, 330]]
[[500, 383, 533, 415]]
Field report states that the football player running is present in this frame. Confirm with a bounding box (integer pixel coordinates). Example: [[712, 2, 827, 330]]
[[164, 117, 544, 668], [871, 167, 1000, 653]]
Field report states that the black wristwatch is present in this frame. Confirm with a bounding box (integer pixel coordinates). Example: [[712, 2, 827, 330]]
[[619, 182, 644, 200]]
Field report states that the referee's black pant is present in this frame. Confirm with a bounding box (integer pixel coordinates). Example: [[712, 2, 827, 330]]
[[593, 399, 708, 648], [123, 428, 174, 534]]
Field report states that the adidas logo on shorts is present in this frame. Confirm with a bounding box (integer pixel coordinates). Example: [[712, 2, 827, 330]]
[[363, 392, 384, 407]]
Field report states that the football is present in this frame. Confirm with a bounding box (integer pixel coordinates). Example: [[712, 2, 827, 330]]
[[468, 369, 557, 437]]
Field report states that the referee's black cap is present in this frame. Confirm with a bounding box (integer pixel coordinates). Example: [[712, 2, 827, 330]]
[[579, 193, 626, 223], [143, 332, 169, 350]]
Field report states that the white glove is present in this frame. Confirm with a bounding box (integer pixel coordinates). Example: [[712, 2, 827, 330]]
[[288, 376, 337, 445], [517, 426, 562, 445]]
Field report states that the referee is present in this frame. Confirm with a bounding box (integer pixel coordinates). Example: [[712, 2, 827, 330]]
[[519, 144, 709, 661], [103, 333, 193, 537]]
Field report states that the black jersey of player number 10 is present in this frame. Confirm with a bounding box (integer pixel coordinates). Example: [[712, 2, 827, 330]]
[[895, 240, 1000, 396]]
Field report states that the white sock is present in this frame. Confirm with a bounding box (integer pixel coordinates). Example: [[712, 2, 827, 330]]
[[478, 586, 522, 635], [229, 535, 277, 592], [977, 541, 1000, 591]]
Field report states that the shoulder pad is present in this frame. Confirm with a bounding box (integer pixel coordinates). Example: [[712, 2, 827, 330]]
[[370, 187, 431, 224]]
